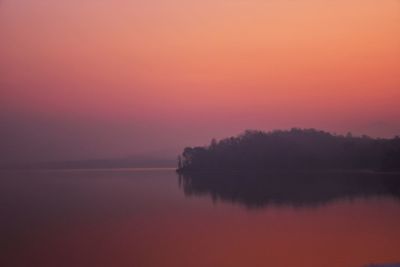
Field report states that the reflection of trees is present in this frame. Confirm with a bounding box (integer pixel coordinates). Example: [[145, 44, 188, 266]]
[[178, 171, 400, 209]]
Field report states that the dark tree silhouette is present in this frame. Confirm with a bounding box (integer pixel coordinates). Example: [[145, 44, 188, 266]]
[[381, 137, 400, 171], [177, 128, 400, 172]]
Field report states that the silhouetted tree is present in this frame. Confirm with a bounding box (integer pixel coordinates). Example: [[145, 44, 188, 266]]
[[381, 137, 400, 171], [177, 128, 400, 172]]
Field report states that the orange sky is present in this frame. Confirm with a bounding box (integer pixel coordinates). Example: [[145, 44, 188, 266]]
[[1, 0, 400, 162]]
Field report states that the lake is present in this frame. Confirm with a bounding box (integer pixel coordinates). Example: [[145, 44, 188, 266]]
[[1, 169, 400, 267]]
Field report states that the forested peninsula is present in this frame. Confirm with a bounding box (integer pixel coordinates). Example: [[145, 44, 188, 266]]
[[177, 129, 400, 172]]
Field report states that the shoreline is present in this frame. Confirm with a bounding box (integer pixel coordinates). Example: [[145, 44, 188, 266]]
[[176, 168, 400, 175]]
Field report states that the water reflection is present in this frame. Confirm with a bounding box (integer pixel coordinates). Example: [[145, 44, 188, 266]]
[[178, 171, 400, 208], [1, 170, 400, 267]]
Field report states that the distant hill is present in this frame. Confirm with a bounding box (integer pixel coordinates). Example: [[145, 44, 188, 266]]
[[0, 157, 175, 170], [177, 128, 400, 172]]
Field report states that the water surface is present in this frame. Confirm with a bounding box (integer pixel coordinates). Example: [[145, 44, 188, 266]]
[[1, 169, 399, 267]]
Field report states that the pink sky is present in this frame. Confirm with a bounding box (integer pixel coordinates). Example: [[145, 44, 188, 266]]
[[1, 0, 400, 163]]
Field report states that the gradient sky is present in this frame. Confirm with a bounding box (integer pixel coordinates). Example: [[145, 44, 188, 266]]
[[1, 0, 400, 163]]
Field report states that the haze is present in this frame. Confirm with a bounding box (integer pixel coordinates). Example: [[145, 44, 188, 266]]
[[1, 0, 399, 164]]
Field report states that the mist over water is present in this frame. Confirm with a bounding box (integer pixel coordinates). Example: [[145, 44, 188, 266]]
[[1, 0, 400, 266]]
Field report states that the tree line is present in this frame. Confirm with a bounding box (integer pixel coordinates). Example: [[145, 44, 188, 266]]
[[177, 128, 400, 172]]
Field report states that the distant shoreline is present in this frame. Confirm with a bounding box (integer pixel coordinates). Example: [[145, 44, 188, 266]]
[[0, 158, 176, 171], [0, 166, 176, 171]]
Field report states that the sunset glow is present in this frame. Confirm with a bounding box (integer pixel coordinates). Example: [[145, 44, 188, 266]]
[[1, 0, 399, 162]]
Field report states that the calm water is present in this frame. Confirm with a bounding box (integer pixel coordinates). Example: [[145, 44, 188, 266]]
[[1, 169, 400, 267]]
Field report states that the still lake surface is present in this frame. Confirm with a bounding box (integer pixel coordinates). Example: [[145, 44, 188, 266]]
[[1, 169, 400, 267]]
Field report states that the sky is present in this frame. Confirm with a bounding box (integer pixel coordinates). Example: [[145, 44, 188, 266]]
[[1, 0, 400, 163]]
